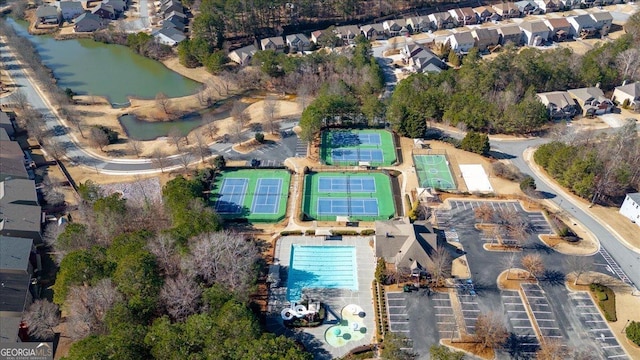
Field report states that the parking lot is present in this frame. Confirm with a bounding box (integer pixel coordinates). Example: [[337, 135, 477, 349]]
[[520, 283, 563, 339], [502, 291, 539, 354]]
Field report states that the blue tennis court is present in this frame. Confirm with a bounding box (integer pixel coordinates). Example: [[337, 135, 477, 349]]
[[318, 176, 377, 193], [331, 132, 382, 146], [215, 178, 248, 214], [331, 148, 383, 162], [317, 198, 379, 216], [251, 178, 282, 214]]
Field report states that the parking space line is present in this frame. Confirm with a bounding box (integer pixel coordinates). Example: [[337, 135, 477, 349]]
[[589, 328, 610, 332], [607, 355, 628, 358], [602, 345, 621, 349]]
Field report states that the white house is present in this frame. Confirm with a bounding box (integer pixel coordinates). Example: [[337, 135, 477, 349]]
[[153, 26, 186, 46], [59, 1, 85, 21], [620, 193, 640, 226], [285, 33, 311, 52], [260, 36, 285, 52], [590, 12, 613, 36], [448, 31, 475, 53], [228, 44, 257, 65], [520, 21, 550, 46], [612, 82, 640, 110], [567, 14, 597, 37]]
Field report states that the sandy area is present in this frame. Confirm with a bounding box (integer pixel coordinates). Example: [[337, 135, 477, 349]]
[[497, 268, 536, 290], [539, 234, 598, 255]]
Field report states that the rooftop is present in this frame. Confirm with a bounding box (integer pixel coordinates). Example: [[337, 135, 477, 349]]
[[0, 236, 33, 273], [0, 271, 31, 313], [627, 193, 640, 204], [0, 138, 29, 181], [0, 179, 41, 238], [520, 21, 549, 33], [615, 82, 640, 98]]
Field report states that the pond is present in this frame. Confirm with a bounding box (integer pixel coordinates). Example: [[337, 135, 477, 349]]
[[7, 18, 201, 105]]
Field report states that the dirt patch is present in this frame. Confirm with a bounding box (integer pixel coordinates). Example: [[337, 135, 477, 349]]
[[497, 269, 536, 291], [539, 234, 598, 255], [233, 138, 262, 153], [442, 339, 494, 360], [451, 255, 470, 279]]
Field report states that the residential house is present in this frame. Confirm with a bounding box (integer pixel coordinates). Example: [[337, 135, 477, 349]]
[[473, 6, 500, 23], [620, 193, 640, 226], [406, 17, 430, 33], [164, 10, 186, 24], [360, 23, 386, 40], [383, 19, 409, 37], [163, 15, 186, 32], [0, 131, 31, 182], [558, 0, 581, 9], [0, 179, 42, 243], [492, 3, 520, 18], [535, 0, 559, 12], [448, 8, 477, 26], [374, 218, 443, 276], [497, 25, 523, 45], [91, 3, 115, 19], [103, 0, 126, 14], [0, 112, 14, 138], [402, 43, 424, 61], [334, 25, 360, 44], [59, 1, 85, 21], [0, 236, 36, 343], [537, 91, 578, 119], [545, 17, 572, 41], [590, 12, 613, 36], [567, 14, 597, 38], [260, 36, 285, 52], [74, 12, 105, 32], [514, 1, 541, 15], [286, 33, 311, 52], [411, 49, 445, 73], [310, 30, 324, 44], [428, 12, 457, 30], [568, 87, 615, 116], [448, 31, 475, 53], [153, 26, 186, 46], [471, 28, 500, 51], [228, 44, 257, 66], [520, 21, 550, 46], [612, 82, 640, 110], [161, 0, 183, 16], [35, 5, 61, 25]]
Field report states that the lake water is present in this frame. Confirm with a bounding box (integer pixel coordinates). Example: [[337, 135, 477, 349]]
[[8, 18, 201, 104]]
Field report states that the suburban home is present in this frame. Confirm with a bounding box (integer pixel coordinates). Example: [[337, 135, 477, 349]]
[[448, 8, 477, 26], [428, 12, 457, 30], [473, 6, 500, 22], [448, 31, 475, 53], [568, 87, 615, 116], [74, 12, 105, 32], [161, 0, 183, 16], [402, 43, 425, 61], [360, 23, 386, 40], [164, 10, 186, 24], [492, 3, 520, 18], [567, 14, 597, 38], [471, 28, 500, 51], [537, 91, 578, 119], [103, 0, 126, 14], [519, 21, 550, 46], [0, 236, 37, 343], [514, 1, 541, 15], [590, 12, 613, 36], [153, 26, 186, 46], [0, 112, 15, 138], [163, 15, 186, 32], [0, 178, 42, 243], [91, 2, 115, 19], [59, 1, 85, 21], [310, 30, 325, 44], [285, 33, 311, 52], [334, 25, 360, 44], [535, 0, 559, 12], [545, 17, 572, 41], [558, 0, 581, 9], [411, 49, 445, 73], [620, 193, 640, 226], [612, 82, 640, 110], [374, 218, 445, 277], [260, 36, 285, 52], [383, 19, 409, 37], [228, 44, 257, 66], [406, 17, 430, 33], [35, 5, 61, 25], [0, 131, 31, 182], [497, 25, 523, 45]]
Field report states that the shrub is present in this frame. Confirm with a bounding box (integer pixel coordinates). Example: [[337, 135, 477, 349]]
[[461, 131, 490, 155], [305, 229, 316, 236], [590, 283, 617, 322], [280, 230, 303, 236], [492, 162, 525, 182], [520, 176, 536, 192], [360, 229, 375, 236], [212, 155, 226, 169], [331, 230, 358, 236], [626, 321, 640, 346], [92, 125, 119, 144], [255, 132, 265, 143]]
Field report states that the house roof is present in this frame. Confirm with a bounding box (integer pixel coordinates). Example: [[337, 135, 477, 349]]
[[430, 12, 453, 22], [103, 0, 126, 12], [0, 179, 41, 237], [286, 33, 310, 44], [0, 236, 33, 272], [459, 7, 476, 17], [570, 14, 597, 27], [568, 87, 606, 103], [75, 12, 101, 25], [0, 271, 31, 313], [164, 10, 186, 21], [0, 128, 9, 141], [59, 1, 84, 12], [472, 28, 499, 41], [92, 3, 114, 14], [229, 44, 257, 63], [498, 24, 523, 36], [0, 112, 11, 128], [452, 31, 474, 44], [375, 219, 438, 270], [493, 3, 518, 12], [36, 5, 59, 17], [335, 25, 360, 36], [0, 316, 21, 342], [163, 17, 185, 31], [260, 36, 285, 47], [473, 6, 495, 15], [0, 138, 28, 181], [156, 26, 186, 43], [537, 91, 575, 108], [615, 82, 640, 99], [520, 21, 549, 33], [590, 11, 613, 22], [627, 193, 640, 204], [545, 17, 571, 30]]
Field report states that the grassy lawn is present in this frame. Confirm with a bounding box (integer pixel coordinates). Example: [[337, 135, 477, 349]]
[[590, 283, 617, 322]]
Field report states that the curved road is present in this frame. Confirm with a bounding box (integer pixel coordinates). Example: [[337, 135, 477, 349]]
[[4, 40, 639, 289]]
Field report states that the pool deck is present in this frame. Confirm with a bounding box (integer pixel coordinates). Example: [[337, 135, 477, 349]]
[[267, 236, 376, 360]]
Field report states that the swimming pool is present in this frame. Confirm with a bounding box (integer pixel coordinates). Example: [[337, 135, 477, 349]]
[[286, 245, 358, 302]]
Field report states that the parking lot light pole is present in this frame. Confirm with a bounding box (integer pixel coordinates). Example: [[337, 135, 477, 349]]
[[622, 319, 630, 334]]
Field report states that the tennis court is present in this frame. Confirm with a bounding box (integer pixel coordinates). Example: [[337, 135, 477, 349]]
[[211, 169, 291, 222], [302, 172, 396, 221], [414, 155, 456, 190], [321, 129, 397, 166]]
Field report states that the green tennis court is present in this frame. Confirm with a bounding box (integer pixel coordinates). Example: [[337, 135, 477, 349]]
[[210, 169, 290, 222], [302, 172, 396, 221], [414, 155, 456, 190], [320, 129, 397, 166]]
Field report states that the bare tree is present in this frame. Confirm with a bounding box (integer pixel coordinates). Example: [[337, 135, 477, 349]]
[[219, 71, 235, 94], [231, 101, 249, 126], [536, 339, 571, 360], [428, 245, 451, 286], [22, 299, 60, 341], [155, 92, 170, 115], [147, 234, 180, 277], [521, 254, 544, 279], [565, 256, 593, 286], [66, 279, 122, 340], [474, 203, 494, 224], [473, 312, 508, 351], [160, 274, 202, 322], [10, 89, 29, 110], [496, 207, 530, 245], [297, 83, 310, 111], [178, 147, 194, 171], [193, 131, 211, 162], [151, 148, 168, 173], [616, 48, 640, 81], [202, 114, 219, 140], [66, 113, 85, 138], [228, 121, 244, 143], [263, 95, 280, 134], [89, 127, 109, 151], [167, 127, 183, 150], [128, 139, 143, 158], [504, 252, 518, 280], [196, 87, 212, 106], [43, 138, 65, 162]]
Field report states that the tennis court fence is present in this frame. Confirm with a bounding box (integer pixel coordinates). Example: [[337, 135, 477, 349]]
[[412, 148, 448, 156]]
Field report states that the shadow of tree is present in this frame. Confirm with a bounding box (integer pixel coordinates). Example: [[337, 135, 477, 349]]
[[503, 333, 538, 359]]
